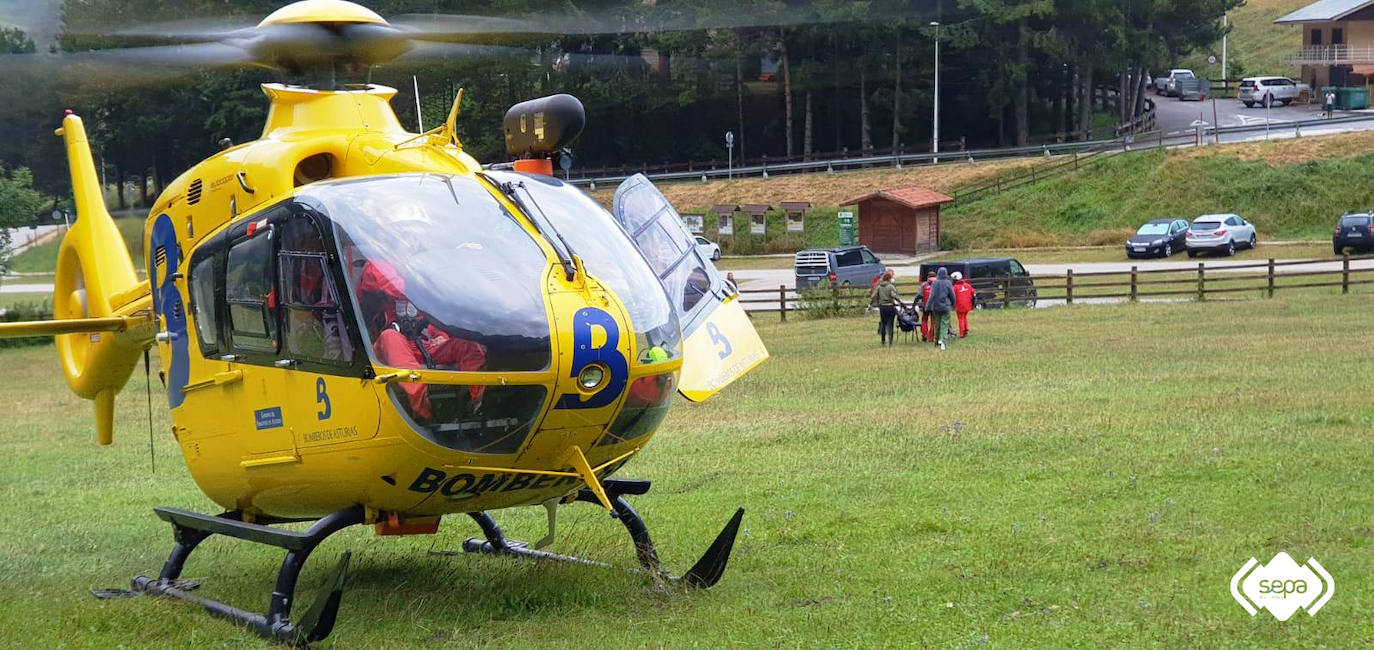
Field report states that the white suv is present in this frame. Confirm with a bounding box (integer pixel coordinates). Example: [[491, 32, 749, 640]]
[[1238, 77, 1305, 108], [1186, 214, 1257, 257]]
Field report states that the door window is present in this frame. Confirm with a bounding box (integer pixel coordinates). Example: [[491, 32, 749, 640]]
[[1009, 260, 1028, 276], [1311, 29, 1322, 46], [225, 229, 278, 353], [189, 254, 220, 354], [860, 249, 879, 265], [1333, 28, 1344, 45], [279, 217, 353, 364]]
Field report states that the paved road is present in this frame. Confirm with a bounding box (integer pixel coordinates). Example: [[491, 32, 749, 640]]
[[1152, 94, 1374, 142], [1, 225, 62, 256]]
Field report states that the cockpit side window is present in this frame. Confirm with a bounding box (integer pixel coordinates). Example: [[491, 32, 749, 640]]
[[226, 227, 279, 353], [188, 254, 221, 355], [279, 216, 354, 365]]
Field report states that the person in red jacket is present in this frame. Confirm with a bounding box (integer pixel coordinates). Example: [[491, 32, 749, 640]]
[[919, 271, 936, 342], [952, 271, 976, 338]]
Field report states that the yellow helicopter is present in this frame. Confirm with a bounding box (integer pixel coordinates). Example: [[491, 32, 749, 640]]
[[0, 0, 767, 643]]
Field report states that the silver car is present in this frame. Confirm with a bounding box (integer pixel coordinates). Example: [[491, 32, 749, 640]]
[[1186, 214, 1257, 257], [1238, 76, 1305, 108]]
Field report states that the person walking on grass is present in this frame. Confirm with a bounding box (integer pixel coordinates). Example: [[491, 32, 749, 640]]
[[919, 271, 936, 342], [870, 269, 905, 346], [924, 267, 956, 351], [952, 271, 976, 338]]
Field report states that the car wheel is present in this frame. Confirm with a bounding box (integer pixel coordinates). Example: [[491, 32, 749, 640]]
[[1248, 234, 1256, 249], [841, 280, 851, 287], [1226, 241, 1236, 256], [712, 250, 721, 261], [1163, 243, 1172, 257], [1281, 99, 1292, 106], [1243, 101, 1254, 108], [1187, 250, 1197, 258]]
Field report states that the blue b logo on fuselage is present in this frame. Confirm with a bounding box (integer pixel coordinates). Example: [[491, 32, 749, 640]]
[[555, 307, 628, 409]]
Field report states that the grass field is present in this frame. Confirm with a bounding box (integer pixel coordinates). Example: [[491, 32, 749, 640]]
[[0, 294, 1370, 647], [5, 216, 144, 274]]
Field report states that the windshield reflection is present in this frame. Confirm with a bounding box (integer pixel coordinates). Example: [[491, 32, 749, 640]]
[[296, 174, 553, 373]]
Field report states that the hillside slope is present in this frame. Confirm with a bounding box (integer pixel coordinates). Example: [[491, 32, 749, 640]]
[[1182, 0, 1308, 77], [585, 157, 1034, 209], [943, 131, 1374, 248]]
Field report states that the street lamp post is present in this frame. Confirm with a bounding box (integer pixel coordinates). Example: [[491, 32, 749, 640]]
[[931, 21, 941, 164]]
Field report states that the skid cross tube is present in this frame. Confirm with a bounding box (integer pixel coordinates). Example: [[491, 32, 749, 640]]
[[123, 505, 365, 645]]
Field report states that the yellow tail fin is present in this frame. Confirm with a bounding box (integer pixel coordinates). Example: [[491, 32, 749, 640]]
[[48, 112, 151, 444]]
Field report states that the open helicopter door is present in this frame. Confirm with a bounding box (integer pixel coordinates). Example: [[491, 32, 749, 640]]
[[612, 174, 767, 401]]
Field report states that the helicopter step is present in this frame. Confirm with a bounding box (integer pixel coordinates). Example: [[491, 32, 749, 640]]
[[452, 478, 745, 588], [94, 505, 365, 645]]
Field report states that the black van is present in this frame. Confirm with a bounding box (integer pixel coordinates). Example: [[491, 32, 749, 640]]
[[917, 257, 1036, 308]]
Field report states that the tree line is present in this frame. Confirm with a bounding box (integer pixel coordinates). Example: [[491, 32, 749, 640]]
[[0, 0, 1240, 217]]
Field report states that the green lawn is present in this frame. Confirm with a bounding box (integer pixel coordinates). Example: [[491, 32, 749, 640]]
[[6, 216, 144, 274], [0, 294, 1369, 647]]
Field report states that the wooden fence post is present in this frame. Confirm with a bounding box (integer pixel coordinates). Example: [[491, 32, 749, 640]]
[[1267, 259, 1275, 298], [1003, 275, 1012, 308], [831, 283, 839, 310], [1343, 254, 1350, 294], [1130, 265, 1138, 302], [1197, 262, 1205, 301], [779, 285, 787, 321], [1066, 269, 1074, 305]]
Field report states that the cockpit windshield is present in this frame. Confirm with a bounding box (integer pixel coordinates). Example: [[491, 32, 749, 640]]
[[296, 174, 552, 373], [484, 171, 680, 364]]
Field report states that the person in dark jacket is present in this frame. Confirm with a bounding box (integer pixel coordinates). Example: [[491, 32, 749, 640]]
[[924, 267, 956, 350], [869, 269, 905, 346]]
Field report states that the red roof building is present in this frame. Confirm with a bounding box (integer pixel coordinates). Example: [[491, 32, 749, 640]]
[[843, 186, 954, 255]]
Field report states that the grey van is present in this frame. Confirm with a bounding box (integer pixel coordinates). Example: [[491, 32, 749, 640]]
[[918, 257, 1036, 308], [794, 246, 886, 289]]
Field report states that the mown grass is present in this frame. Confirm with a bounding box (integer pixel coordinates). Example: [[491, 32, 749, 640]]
[[944, 138, 1374, 248], [0, 294, 1370, 647], [6, 216, 144, 274]]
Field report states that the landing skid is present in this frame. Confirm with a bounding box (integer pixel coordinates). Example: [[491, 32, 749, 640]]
[[94, 479, 743, 645], [448, 478, 745, 588], [93, 506, 364, 645]]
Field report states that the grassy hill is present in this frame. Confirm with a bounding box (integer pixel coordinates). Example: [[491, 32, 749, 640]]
[[943, 131, 1374, 248], [1181, 0, 1309, 78]]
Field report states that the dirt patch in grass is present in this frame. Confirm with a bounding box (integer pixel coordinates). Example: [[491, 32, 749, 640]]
[[585, 157, 1036, 209]]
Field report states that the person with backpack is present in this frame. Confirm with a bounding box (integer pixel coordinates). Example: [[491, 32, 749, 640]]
[[869, 269, 905, 346], [952, 271, 976, 338], [924, 267, 956, 351]]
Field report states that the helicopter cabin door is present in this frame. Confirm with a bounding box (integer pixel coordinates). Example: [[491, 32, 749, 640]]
[[187, 203, 378, 462], [611, 174, 768, 401]]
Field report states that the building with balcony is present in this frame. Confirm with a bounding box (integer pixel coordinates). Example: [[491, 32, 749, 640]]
[[1277, 0, 1374, 87]]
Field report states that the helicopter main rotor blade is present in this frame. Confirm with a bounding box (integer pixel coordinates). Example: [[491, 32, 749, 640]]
[[0, 42, 258, 88], [390, 5, 843, 41]]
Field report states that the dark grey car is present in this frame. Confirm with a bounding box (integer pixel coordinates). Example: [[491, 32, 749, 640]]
[[1334, 213, 1373, 254], [1126, 218, 1189, 258], [794, 246, 886, 289]]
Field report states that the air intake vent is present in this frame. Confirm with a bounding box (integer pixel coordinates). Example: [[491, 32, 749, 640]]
[[187, 178, 202, 205]]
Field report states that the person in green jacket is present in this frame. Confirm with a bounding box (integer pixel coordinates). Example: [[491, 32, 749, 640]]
[[869, 270, 905, 345]]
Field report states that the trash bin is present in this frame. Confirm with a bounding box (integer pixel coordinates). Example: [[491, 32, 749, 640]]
[[1344, 86, 1370, 110]]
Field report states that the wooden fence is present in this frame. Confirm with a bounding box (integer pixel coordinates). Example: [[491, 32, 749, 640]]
[[736, 255, 1374, 320]]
